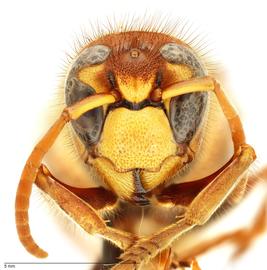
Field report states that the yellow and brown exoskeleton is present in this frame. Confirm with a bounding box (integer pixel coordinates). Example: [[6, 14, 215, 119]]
[[15, 23, 267, 270]]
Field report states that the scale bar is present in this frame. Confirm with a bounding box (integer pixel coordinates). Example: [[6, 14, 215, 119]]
[[3, 262, 125, 269]]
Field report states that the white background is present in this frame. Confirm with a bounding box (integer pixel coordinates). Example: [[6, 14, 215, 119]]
[[1, 0, 267, 269]]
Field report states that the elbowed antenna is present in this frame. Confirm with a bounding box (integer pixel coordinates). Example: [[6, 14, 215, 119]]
[[15, 93, 116, 258]]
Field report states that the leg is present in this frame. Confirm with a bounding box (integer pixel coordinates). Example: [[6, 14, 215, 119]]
[[37, 166, 139, 269], [15, 93, 117, 258], [176, 197, 266, 262], [40, 164, 118, 211], [35, 165, 136, 250], [111, 144, 256, 270], [174, 167, 267, 262]]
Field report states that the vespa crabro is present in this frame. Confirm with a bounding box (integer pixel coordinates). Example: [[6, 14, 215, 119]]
[[15, 19, 267, 270]]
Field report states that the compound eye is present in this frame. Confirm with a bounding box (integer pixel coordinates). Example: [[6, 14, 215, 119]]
[[65, 77, 104, 147], [160, 43, 208, 143]]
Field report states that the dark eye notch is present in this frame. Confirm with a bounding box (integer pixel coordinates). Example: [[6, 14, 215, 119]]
[[155, 71, 163, 88], [107, 71, 117, 89]]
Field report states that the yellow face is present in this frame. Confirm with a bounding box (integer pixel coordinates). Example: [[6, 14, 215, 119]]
[[65, 31, 208, 205]]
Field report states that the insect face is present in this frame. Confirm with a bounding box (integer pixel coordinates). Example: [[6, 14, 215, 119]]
[[65, 32, 209, 205]]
